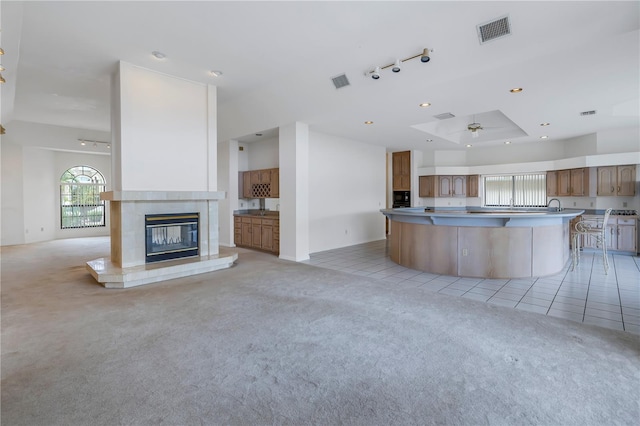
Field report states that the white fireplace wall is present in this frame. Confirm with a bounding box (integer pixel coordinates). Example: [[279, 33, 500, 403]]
[[114, 62, 213, 192], [107, 62, 221, 268]]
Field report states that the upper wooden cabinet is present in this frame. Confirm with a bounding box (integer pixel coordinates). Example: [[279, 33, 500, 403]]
[[467, 175, 479, 198], [419, 175, 436, 197], [392, 151, 411, 191], [438, 175, 466, 197], [419, 175, 473, 198], [546, 171, 558, 196], [597, 165, 636, 196], [240, 168, 280, 198], [556, 168, 588, 196]]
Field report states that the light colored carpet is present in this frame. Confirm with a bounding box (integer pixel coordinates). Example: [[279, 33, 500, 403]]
[[1, 237, 639, 425]]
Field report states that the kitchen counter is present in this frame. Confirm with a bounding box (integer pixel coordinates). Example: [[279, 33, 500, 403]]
[[233, 210, 280, 218], [381, 207, 584, 279]]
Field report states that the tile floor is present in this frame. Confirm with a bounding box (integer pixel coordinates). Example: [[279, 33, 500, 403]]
[[302, 240, 640, 334]]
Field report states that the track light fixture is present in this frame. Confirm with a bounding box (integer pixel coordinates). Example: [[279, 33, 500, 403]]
[[420, 48, 430, 63], [0, 48, 4, 55], [366, 47, 432, 80], [0, 73, 5, 84], [0, 124, 5, 135], [78, 138, 111, 148]]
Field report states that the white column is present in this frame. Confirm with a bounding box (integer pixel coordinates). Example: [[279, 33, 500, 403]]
[[279, 122, 310, 261]]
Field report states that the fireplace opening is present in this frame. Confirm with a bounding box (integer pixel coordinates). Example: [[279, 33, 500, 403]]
[[145, 213, 199, 263]]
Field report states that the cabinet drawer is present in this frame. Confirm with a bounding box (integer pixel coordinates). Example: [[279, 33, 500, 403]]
[[241, 217, 252, 224], [617, 218, 637, 225], [262, 218, 274, 227], [251, 218, 262, 225]]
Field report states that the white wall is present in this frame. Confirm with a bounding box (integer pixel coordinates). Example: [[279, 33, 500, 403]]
[[247, 137, 279, 170], [1, 121, 112, 246], [116, 62, 212, 191], [308, 132, 386, 253], [596, 126, 640, 154]]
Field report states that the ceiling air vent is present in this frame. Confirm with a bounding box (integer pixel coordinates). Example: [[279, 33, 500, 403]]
[[477, 15, 511, 44], [331, 73, 350, 89], [434, 112, 456, 120], [580, 110, 597, 116]]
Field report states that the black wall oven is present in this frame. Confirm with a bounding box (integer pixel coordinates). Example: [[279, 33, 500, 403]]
[[393, 191, 411, 208]]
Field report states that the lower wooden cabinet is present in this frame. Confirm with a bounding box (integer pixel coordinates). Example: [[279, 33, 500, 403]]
[[234, 215, 279, 254], [578, 215, 637, 253]]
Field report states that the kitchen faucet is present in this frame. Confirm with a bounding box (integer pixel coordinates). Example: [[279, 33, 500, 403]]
[[547, 198, 562, 211]]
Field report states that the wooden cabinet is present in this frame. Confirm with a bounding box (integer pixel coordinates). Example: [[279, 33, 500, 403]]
[[546, 171, 558, 196], [570, 168, 588, 196], [597, 165, 636, 196], [242, 172, 252, 198], [438, 175, 466, 197], [233, 215, 280, 254], [556, 168, 588, 196], [419, 175, 436, 197], [419, 175, 473, 198], [617, 165, 636, 196], [467, 175, 479, 198], [270, 169, 279, 197], [240, 168, 280, 198], [392, 151, 411, 191], [579, 215, 637, 253]]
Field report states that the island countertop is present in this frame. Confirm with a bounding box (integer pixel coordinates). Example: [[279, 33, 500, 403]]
[[380, 207, 584, 227], [380, 207, 584, 278]]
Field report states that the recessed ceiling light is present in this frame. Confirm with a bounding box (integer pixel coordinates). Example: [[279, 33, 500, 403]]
[[509, 87, 523, 93], [80, 141, 86, 146], [209, 70, 223, 77], [540, 122, 550, 126], [151, 51, 166, 60], [364, 121, 374, 124], [504, 141, 511, 145], [419, 103, 431, 107], [0, 64, 4, 71], [540, 135, 548, 139], [466, 144, 472, 148]]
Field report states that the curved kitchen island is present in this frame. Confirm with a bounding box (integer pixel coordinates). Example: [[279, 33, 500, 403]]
[[381, 207, 584, 279]]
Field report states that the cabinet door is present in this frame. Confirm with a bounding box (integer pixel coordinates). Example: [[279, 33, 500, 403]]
[[546, 171, 558, 196], [452, 176, 466, 197], [617, 165, 636, 196], [243, 172, 252, 198], [400, 151, 411, 175], [234, 217, 242, 245], [617, 225, 636, 252], [241, 222, 252, 246], [557, 170, 571, 196], [570, 168, 588, 196], [438, 176, 452, 197], [270, 169, 279, 198], [261, 221, 273, 251], [467, 175, 479, 198], [605, 224, 617, 250], [251, 219, 262, 247], [596, 166, 616, 196], [419, 176, 435, 197], [259, 169, 271, 184]]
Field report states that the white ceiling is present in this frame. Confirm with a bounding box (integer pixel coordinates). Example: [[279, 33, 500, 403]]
[[1, 1, 639, 152]]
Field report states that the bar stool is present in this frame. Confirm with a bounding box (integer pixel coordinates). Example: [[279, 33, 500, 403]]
[[571, 208, 612, 274]]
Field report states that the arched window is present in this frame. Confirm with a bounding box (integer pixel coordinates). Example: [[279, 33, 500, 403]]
[[60, 166, 106, 229]]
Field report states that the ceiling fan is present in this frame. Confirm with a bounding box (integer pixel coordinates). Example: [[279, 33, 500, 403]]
[[467, 122, 483, 138]]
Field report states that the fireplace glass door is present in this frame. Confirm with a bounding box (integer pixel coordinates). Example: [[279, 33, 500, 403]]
[[145, 213, 199, 263]]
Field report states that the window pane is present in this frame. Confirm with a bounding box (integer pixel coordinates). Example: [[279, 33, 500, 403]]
[[484, 173, 546, 208], [60, 165, 106, 229]]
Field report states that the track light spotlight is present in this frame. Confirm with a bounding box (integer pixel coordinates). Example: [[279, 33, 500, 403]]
[[371, 66, 381, 80], [391, 59, 401, 73], [0, 73, 5, 84], [421, 48, 431, 63], [0, 48, 4, 55]]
